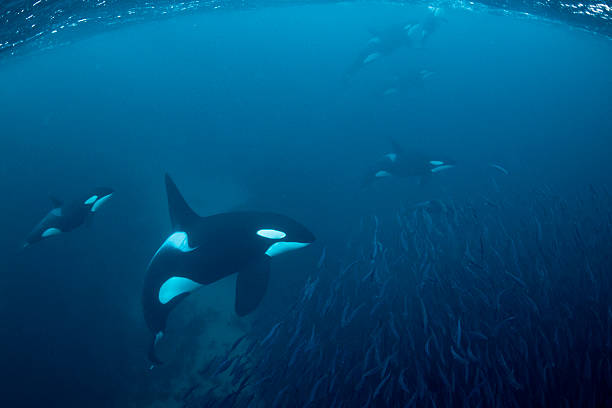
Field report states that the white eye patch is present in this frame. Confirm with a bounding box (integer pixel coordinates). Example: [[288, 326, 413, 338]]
[[84, 195, 98, 205], [91, 193, 113, 212], [257, 229, 286, 239], [430, 161, 444, 166]]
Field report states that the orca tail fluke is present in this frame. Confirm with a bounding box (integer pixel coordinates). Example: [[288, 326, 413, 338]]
[[148, 333, 164, 366]]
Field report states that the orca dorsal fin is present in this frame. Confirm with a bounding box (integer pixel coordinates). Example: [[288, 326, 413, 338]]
[[165, 174, 200, 231], [389, 137, 405, 155], [49, 195, 63, 208]]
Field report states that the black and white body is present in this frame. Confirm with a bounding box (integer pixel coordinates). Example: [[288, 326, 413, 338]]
[[346, 24, 413, 78], [345, 7, 445, 80], [362, 138, 455, 187], [419, 6, 446, 44], [143, 174, 315, 364], [24, 188, 114, 247]]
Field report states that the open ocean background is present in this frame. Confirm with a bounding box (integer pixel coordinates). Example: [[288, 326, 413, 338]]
[[1, 0, 611, 407]]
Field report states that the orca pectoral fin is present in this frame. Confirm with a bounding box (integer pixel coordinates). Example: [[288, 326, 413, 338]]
[[235, 257, 271, 317], [148, 332, 165, 366]]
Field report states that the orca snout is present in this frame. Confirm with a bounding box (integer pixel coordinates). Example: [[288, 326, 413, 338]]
[[289, 218, 315, 245], [300, 227, 316, 245], [276, 215, 316, 245]]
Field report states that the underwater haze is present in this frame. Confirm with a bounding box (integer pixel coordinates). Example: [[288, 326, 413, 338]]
[[1, 1, 612, 407]]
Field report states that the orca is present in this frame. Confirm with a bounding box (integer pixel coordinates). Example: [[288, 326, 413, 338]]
[[420, 7, 446, 44], [362, 138, 456, 188], [143, 174, 315, 364], [344, 23, 411, 80], [24, 187, 114, 247], [344, 8, 445, 80]]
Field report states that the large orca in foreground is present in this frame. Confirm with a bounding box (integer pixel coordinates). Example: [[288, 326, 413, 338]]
[[362, 138, 456, 188], [24, 187, 114, 247], [143, 174, 315, 364]]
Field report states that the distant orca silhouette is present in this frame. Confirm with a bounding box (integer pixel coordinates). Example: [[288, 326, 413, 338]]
[[24, 187, 114, 247], [362, 138, 456, 188], [344, 7, 445, 80], [143, 174, 315, 364], [345, 23, 412, 77]]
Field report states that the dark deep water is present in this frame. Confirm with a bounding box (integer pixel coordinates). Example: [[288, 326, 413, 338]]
[[1, 2, 612, 407]]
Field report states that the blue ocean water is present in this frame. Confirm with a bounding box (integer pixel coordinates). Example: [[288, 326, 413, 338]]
[[0, 1, 611, 407]]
